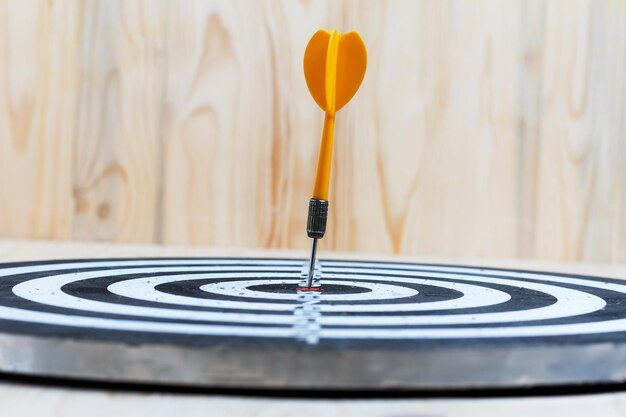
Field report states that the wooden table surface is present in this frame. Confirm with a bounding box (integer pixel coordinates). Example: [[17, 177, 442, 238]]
[[2, 238, 626, 417]]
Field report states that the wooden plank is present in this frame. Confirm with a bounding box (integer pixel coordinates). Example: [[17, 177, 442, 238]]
[[0, 1, 79, 239], [535, 0, 626, 262], [161, 0, 271, 247], [160, 0, 334, 248], [339, 0, 538, 258], [72, 0, 167, 242]]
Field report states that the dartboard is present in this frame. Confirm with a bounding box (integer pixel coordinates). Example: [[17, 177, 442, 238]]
[[1, 257, 626, 391]]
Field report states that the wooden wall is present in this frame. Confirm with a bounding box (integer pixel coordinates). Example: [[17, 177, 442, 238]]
[[0, 0, 625, 262]]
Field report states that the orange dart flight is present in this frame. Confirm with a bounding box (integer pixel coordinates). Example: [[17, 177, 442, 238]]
[[302, 28, 367, 288], [304, 29, 368, 200]]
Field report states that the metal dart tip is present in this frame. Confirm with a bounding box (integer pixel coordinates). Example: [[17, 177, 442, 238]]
[[306, 238, 318, 288]]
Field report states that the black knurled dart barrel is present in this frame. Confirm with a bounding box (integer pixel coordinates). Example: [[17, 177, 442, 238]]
[[306, 198, 329, 239]]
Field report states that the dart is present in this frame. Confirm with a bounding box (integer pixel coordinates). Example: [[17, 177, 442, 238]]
[[302, 29, 368, 288]]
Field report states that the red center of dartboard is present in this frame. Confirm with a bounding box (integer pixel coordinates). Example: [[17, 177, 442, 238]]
[[298, 287, 323, 292]]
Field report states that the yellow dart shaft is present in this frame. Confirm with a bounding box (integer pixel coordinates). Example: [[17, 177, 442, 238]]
[[312, 113, 335, 200]]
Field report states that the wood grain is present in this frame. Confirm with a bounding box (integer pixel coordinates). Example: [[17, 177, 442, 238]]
[[72, 1, 166, 242], [0, 0, 625, 262], [0, 1, 79, 239]]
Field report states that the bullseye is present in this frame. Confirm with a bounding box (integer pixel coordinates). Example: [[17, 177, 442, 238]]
[[198, 279, 417, 301]]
